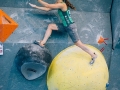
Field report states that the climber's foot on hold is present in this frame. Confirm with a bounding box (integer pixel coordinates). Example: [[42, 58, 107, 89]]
[[33, 40, 45, 48], [89, 53, 97, 65]]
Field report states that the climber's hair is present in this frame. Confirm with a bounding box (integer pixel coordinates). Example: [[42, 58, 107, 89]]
[[63, 0, 76, 10]]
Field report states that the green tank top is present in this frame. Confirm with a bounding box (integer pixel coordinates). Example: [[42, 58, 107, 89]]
[[58, 8, 74, 27]]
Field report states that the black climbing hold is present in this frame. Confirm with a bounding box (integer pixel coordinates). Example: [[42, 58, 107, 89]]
[[14, 44, 52, 80]]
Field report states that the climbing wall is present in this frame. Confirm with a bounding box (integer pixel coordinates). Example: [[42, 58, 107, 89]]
[[108, 0, 120, 89], [111, 0, 120, 49], [0, 0, 113, 90]]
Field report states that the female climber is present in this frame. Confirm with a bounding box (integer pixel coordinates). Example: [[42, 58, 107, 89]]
[[29, 0, 97, 65]]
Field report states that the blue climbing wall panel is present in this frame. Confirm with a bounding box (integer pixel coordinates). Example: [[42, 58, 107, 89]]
[[0, 0, 119, 90], [0, 0, 112, 12], [107, 0, 120, 90], [108, 49, 120, 90], [111, 0, 120, 49]]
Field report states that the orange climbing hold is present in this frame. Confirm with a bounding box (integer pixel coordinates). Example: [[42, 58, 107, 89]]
[[98, 36, 108, 45], [0, 9, 18, 43]]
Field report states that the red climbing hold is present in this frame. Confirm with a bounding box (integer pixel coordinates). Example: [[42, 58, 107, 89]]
[[98, 36, 108, 45]]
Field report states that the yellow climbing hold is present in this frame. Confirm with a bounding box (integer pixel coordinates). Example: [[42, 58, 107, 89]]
[[47, 45, 109, 90]]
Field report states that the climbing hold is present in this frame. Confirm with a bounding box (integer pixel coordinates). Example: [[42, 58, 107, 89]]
[[0, 42, 3, 55], [47, 45, 109, 90], [106, 83, 109, 88], [98, 36, 108, 45], [15, 44, 52, 80], [0, 9, 18, 42], [100, 47, 105, 52]]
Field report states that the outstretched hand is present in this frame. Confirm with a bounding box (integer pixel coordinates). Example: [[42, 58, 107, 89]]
[[29, 3, 37, 8]]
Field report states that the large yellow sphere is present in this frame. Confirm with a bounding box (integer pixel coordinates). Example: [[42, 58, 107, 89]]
[[47, 45, 109, 90]]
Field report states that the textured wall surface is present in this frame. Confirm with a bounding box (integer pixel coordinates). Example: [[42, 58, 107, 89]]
[[0, 0, 112, 12], [0, 0, 115, 90], [0, 7, 112, 90], [108, 49, 120, 90], [1, 7, 112, 65], [111, 0, 120, 49], [108, 1, 120, 89]]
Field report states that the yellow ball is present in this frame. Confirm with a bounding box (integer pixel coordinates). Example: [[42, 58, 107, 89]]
[[47, 45, 109, 90]]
